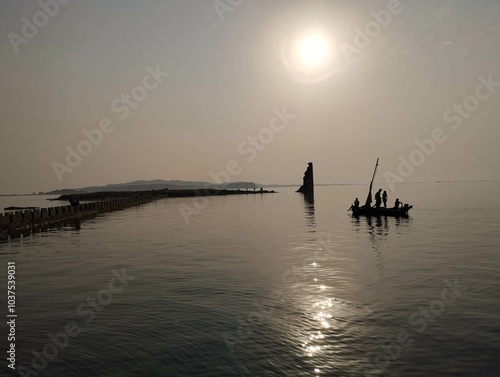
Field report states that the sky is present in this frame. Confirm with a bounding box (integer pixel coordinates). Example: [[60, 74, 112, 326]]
[[1, 0, 500, 194]]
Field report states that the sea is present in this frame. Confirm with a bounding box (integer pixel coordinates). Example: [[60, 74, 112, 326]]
[[1, 182, 499, 377]]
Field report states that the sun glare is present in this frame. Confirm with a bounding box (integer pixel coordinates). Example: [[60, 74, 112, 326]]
[[296, 33, 330, 67], [281, 28, 337, 83]]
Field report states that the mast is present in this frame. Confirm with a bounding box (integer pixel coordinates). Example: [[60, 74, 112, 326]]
[[364, 158, 379, 207]]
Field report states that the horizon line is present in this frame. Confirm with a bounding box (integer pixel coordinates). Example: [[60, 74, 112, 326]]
[[1, 178, 500, 196]]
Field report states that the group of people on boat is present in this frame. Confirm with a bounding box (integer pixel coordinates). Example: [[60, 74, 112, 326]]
[[350, 188, 406, 211], [347, 159, 412, 215]]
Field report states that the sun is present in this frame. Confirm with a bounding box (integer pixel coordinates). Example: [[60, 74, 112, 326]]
[[296, 32, 330, 67], [281, 28, 337, 83]]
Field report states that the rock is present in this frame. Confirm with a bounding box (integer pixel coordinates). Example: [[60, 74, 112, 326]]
[[297, 162, 314, 196]]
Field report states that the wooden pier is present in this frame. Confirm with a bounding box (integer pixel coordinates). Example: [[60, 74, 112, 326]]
[[0, 188, 275, 240]]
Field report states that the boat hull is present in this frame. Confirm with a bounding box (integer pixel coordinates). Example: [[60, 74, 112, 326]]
[[351, 206, 412, 217]]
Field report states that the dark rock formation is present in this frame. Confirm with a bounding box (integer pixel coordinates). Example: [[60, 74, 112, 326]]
[[297, 162, 314, 196]]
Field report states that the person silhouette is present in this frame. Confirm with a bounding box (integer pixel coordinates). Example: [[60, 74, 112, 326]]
[[394, 198, 401, 209], [69, 196, 80, 207], [354, 197, 360, 208], [382, 191, 388, 208], [349, 197, 360, 211], [374, 189, 382, 208]]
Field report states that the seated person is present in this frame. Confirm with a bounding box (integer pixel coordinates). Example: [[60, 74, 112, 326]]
[[394, 198, 401, 209], [349, 198, 360, 211]]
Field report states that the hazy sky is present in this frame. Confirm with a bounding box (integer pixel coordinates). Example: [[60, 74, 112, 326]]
[[1, 0, 500, 194]]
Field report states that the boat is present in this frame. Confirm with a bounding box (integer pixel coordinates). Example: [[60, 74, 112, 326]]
[[349, 158, 413, 217], [351, 205, 412, 217]]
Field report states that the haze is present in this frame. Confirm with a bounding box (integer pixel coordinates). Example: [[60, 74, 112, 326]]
[[1, 0, 499, 194]]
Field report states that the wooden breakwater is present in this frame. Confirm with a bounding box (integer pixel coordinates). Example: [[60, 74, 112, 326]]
[[0, 197, 152, 239], [0, 188, 276, 239]]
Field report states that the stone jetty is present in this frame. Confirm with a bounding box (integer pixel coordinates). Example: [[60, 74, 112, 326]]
[[0, 188, 275, 240]]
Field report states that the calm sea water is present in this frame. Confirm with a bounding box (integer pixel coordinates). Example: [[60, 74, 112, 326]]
[[1, 182, 499, 377]]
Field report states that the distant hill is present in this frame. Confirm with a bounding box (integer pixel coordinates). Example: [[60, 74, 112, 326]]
[[46, 189, 80, 195], [46, 180, 258, 195]]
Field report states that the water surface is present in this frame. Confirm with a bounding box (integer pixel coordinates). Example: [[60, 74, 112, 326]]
[[1, 182, 499, 376]]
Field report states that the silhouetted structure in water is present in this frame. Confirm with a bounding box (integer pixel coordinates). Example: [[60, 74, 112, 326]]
[[296, 162, 314, 196], [0, 188, 277, 240]]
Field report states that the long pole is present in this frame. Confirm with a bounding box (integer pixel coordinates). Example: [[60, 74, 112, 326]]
[[365, 158, 379, 207], [370, 157, 379, 185]]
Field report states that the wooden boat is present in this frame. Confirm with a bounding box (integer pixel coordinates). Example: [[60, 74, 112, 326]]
[[349, 158, 413, 217], [351, 205, 412, 217]]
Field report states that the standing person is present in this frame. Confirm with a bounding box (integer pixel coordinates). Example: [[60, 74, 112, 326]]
[[382, 191, 388, 208], [374, 189, 382, 208]]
